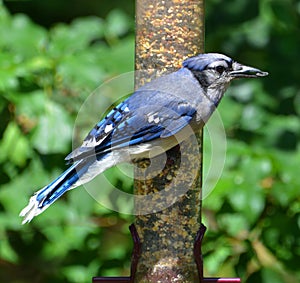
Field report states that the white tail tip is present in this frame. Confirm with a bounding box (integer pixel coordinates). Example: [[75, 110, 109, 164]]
[[20, 195, 43, 224]]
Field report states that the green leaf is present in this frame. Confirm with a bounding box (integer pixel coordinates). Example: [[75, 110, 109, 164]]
[[62, 264, 97, 283], [0, 13, 47, 58], [57, 50, 106, 90], [105, 9, 132, 40], [218, 213, 249, 237], [8, 90, 45, 118], [49, 17, 104, 56], [31, 99, 73, 154], [205, 244, 232, 275], [0, 122, 31, 167]]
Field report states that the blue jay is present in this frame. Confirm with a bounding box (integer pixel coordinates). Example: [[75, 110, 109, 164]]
[[20, 53, 268, 223]]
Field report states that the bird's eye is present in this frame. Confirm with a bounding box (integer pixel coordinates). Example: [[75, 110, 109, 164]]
[[215, 65, 226, 74]]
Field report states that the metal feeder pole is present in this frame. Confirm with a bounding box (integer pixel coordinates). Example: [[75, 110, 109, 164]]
[[134, 0, 204, 282]]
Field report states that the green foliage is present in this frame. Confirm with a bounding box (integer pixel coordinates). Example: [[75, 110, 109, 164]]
[[202, 1, 300, 281], [0, 4, 134, 282], [0, 1, 299, 283]]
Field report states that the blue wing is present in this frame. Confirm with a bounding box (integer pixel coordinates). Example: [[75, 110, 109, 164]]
[[66, 90, 196, 163]]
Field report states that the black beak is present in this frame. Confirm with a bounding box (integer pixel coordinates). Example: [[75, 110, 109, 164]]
[[230, 62, 268, 78]]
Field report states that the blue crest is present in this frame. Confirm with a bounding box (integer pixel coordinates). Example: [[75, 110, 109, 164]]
[[182, 53, 233, 71]]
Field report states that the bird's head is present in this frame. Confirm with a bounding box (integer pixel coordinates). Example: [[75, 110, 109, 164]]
[[183, 53, 268, 105]]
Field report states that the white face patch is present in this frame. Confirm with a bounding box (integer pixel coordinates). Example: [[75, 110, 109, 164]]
[[207, 60, 229, 69], [124, 106, 130, 112]]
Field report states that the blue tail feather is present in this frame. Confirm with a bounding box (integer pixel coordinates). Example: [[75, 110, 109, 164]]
[[20, 159, 91, 224]]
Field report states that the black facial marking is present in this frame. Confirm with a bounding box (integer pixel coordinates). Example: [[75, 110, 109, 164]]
[[189, 70, 210, 91]]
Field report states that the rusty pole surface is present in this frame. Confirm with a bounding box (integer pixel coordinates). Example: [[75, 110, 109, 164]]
[[134, 1, 205, 282]]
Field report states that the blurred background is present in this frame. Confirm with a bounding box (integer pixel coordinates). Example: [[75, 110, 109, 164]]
[[0, 0, 299, 282]]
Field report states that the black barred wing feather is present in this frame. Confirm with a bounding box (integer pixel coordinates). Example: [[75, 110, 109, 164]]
[[65, 91, 196, 163]]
